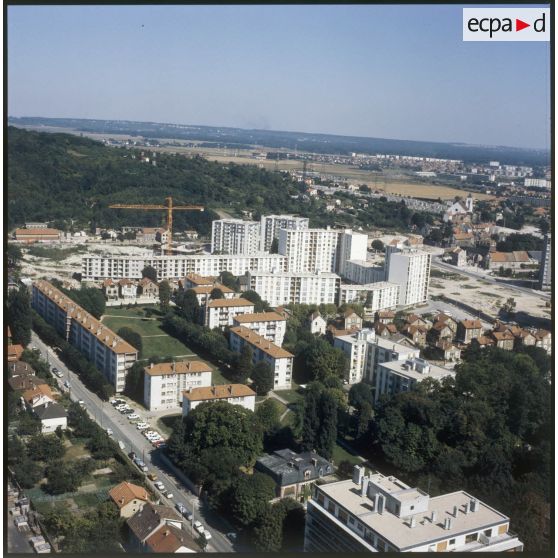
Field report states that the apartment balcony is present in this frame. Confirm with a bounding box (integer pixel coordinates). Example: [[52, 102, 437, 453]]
[[451, 531, 523, 552]]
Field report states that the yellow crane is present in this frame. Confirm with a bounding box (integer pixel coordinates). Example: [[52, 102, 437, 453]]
[[109, 196, 204, 254]]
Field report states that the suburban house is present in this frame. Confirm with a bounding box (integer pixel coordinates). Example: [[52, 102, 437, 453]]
[[143, 360, 212, 411], [33, 402, 68, 434], [203, 298, 255, 329], [181, 273, 217, 290], [375, 310, 395, 325], [8, 375, 49, 393], [232, 312, 287, 346], [307, 311, 327, 335], [401, 324, 427, 347], [182, 384, 256, 416], [374, 322, 397, 338], [137, 278, 160, 299], [449, 247, 467, 267], [118, 279, 138, 299], [429, 321, 454, 344], [437, 341, 461, 363], [109, 481, 150, 519], [488, 330, 515, 351], [22, 384, 54, 409], [102, 280, 120, 301], [126, 504, 184, 552], [433, 313, 458, 335], [457, 319, 483, 344], [343, 310, 363, 331], [255, 449, 334, 502], [9, 360, 36, 377], [145, 524, 197, 553]]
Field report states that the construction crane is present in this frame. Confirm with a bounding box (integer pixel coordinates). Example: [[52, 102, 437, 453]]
[[109, 196, 204, 254]]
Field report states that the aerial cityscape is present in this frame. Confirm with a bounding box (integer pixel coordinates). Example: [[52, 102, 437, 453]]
[[6, 4, 552, 556]]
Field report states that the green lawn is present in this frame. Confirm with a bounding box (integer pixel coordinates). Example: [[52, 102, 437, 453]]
[[274, 387, 304, 405], [331, 442, 364, 467]]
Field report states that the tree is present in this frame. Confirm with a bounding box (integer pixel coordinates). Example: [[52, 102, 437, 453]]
[[45, 460, 82, 494], [348, 383, 374, 410], [538, 218, 550, 235], [232, 345, 253, 383], [255, 399, 282, 436], [124, 361, 145, 401], [8, 286, 32, 346], [336, 460, 355, 479], [117, 327, 143, 357], [356, 402, 373, 438], [227, 472, 276, 526], [219, 271, 238, 291], [371, 239, 384, 252], [301, 384, 322, 451], [27, 434, 66, 461], [503, 297, 517, 315], [210, 287, 224, 300], [241, 290, 269, 313], [7, 244, 23, 267], [142, 265, 158, 282], [302, 339, 347, 382], [251, 503, 284, 552], [251, 361, 274, 395], [159, 280, 171, 313], [176, 289, 200, 322], [12, 457, 43, 488], [316, 390, 338, 460], [277, 498, 306, 550]]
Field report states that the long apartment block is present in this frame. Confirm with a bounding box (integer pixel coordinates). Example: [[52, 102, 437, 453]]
[[304, 466, 523, 553], [82, 253, 287, 281], [229, 325, 293, 390], [32, 280, 138, 392], [242, 270, 341, 307]]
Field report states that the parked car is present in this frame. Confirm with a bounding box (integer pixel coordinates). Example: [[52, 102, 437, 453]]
[[166, 493, 174, 500], [202, 531, 212, 541], [175, 503, 187, 515], [64, 380, 71, 389], [128, 413, 140, 420], [154, 481, 164, 490], [193, 521, 205, 535], [185, 512, 193, 522], [226, 532, 237, 542], [148, 473, 158, 481], [128, 451, 136, 460], [118, 441, 126, 450], [106, 428, 113, 436], [78, 400, 85, 407]]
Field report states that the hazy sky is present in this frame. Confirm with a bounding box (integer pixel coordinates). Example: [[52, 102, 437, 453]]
[[8, 5, 551, 149]]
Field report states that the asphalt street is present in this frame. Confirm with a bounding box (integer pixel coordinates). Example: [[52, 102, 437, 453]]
[[31, 332, 239, 554]]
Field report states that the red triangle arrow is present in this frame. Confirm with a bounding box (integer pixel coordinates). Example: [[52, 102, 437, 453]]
[[516, 19, 530, 31]]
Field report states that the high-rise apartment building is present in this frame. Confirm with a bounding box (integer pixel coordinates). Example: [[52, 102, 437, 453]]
[[260, 215, 309, 252], [211, 219, 260, 255], [386, 248, 431, 306], [304, 466, 523, 552], [278, 228, 367, 273], [539, 233, 551, 291], [243, 270, 340, 307]]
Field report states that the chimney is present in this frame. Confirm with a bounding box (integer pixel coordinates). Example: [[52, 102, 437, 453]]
[[409, 516, 416, 528], [377, 494, 385, 514], [150, 362, 154, 369], [352, 465, 364, 485], [470, 499, 478, 512], [453, 505, 458, 517], [431, 511, 437, 523], [444, 517, 453, 530], [464, 502, 470, 515], [360, 476, 369, 497]]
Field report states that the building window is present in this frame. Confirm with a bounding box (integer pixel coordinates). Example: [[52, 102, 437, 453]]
[[465, 533, 478, 544], [449, 539, 456, 545]]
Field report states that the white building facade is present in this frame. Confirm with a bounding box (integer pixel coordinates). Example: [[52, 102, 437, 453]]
[[211, 219, 261, 256], [32, 280, 138, 393], [232, 312, 287, 346], [182, 384, 256, 416], [338, 282, 400, 318], [337, 230, 368, 276], [143, 361, 213, 411], [343, 260, 385, 284], [204, 298, 255, 329], [260, 215, 309, 252], [385, 248, 431, 306], [334, 329, 375, 384], [82, 253, 287, 280], [244, 270, 340, 307], [229, 326, 293, 390]]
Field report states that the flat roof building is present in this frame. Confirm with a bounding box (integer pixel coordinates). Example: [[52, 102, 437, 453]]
[[305, 466, 523, 553]]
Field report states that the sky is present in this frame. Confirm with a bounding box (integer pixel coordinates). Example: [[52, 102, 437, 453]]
[[7, 5, 551, 149]]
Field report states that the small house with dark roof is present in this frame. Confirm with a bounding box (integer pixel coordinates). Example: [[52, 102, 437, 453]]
[[8, 361, 37, 378], [255, 449, 334, 502], [33, 402, 67, 434]]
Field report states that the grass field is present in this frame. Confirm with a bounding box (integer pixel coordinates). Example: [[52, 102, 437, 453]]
[[102, 306, 196, 359], [332, 442, 364, 467]]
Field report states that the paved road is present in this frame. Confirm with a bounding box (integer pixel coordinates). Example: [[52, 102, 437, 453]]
[[31, 332, 239, 554], [432, 258, 550, 299]]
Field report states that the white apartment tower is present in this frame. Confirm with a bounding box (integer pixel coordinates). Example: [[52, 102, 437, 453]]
[[260, 215, 309, 252], [337, 230, 368, 276], [211, 219, 261, 255], [386, 248, 431, 306]]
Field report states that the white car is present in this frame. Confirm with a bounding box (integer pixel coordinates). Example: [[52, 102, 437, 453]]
[[202, 531, 212, 541], [128, 413, 140, 420], [166, 493, 174, 500], [193, 521, 205, 534], [136, 423, 149, 430], [156, 484, 166, 492], [106, 428, 113, 436]]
